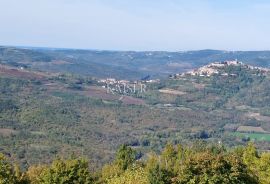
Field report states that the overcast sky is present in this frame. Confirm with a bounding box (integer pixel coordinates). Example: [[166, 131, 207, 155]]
[[0, 0, 270, 51]]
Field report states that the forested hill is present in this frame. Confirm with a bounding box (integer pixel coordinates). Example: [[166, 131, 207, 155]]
[[1, 60, 270, 171], [1, 46, 270, 79]]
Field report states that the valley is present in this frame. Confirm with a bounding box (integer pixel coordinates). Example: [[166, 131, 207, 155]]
[[1, 47, 270, 171]]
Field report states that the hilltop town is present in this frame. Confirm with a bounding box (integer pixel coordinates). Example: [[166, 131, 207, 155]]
[[171, 60, 269, 78]]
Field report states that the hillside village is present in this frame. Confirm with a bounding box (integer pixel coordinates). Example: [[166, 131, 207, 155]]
[[97, 77, 160, 94], [171, 60, 270, 78], [98, 78, 160, 85]]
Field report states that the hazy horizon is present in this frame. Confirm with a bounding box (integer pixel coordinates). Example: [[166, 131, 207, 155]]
[[1, 0, 270, 51], [3, 44, 270, 53]]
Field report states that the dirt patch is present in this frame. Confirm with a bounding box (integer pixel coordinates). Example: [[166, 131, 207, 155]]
[[84, 86, 120, 101], [192, 82, 205, 89], [246, 112, 270, 122], [0, 128, 17, 137], [224, 124, 239, 131], [159, 88, 186, 95], [31, 60, 71, 67], [50, 60, 71, 65], [237, 126, 267, 133], [119, 96, 145, 105]]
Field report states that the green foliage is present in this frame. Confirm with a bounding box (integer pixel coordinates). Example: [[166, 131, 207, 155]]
[[177, 151, 257, 184], [232, 132, 270, 142], [2, 60, 270, 172], [39, 157, 93, 184], [115, 145, 136, 171], [107, 144, 262, 184], [256, 153, 270, 184], [1, 144, 270, 183], [0, 154, 27, 184], [243, 142, 259, 168], [26, 165, 47, 184], [147, 164, 171, 184], [107, 165, 148, 184], [0, 154, 17, 184], [100, 145, 137, 182]]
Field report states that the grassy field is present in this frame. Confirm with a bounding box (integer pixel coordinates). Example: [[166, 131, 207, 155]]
[[232, 132, 270, 142]]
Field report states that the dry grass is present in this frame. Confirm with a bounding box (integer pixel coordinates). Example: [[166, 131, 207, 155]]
[[236, 126, 267, 133], [84, 86, 119, 101], [159, 88, 186, 95], [192, 82, 205, 89], [245, 112, 270, 122], [0, 128, 17, 137], [0, 65, 46, 80], [119, 96, 145, 105]]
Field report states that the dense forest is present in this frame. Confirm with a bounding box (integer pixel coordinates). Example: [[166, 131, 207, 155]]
[[1, 143, 269, 184]]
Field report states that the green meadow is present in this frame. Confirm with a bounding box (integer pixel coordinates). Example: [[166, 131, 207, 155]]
[[232, 132, 270, 142]]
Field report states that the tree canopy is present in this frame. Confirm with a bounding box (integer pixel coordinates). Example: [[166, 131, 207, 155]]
[[1, 143, 270, 184]]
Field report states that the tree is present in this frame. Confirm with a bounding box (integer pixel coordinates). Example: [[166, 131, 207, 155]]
[[145, 147, 175, 184], [26, 165, 47, 184], [101, 163, 123, 182], [243, 142, 259, 171], [160, 143, 177, 171], [176, 151, 258, 184], [256, 153, 270, 184], [147, 164, 171, 184], [0, 154, 18, 184], [107, 165, 148, 184], [115, 145, 136, 170], [39, 157, 93, 184], [101, 145, 137, 182]]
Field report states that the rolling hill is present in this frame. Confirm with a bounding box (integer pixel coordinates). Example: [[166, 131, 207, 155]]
[[1, 47, 270, 169], [2, 46, 270, 79]]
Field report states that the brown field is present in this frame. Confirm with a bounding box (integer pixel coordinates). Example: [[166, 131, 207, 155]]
[[236, 126, 267, 133], [83, 86, 120, 101], [0, 65, 46, 80], [119, 96, 145, 105], [50, 60, 72, 65], [0, 128, 17, 137], [31, 60, 71, 67], [159, 88, 186, 95], [245, 112, 270, 122], [192, 82, 205, 89], [0, 64, 146, 106]]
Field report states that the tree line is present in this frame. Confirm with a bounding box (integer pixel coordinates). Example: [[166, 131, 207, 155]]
[[1, 142, 270, 184]]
